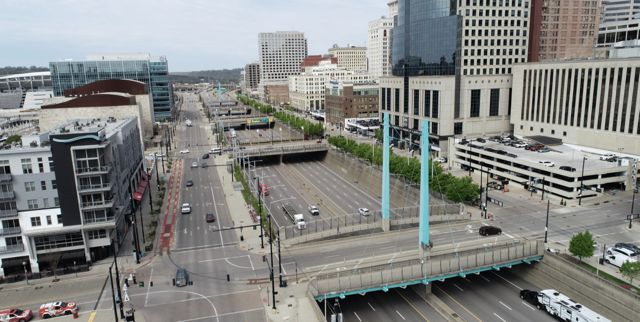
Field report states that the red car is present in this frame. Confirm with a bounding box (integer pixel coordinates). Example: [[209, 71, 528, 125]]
[[38, 302, 77, 319], [0, 308, 33, 322]]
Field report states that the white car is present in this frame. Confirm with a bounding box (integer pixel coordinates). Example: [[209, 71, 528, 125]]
[[181, 203, 191, 214], [599, 153, 616, 161], [605, 247, 637, 268], [180, 149, 190, 154], [539, 161, 555, 167], [209, 147, 221, 154], [191, 162, 198, 168], [434, 157, 447, 163], [514, 142, 527, 148], [358, 208, 370, 216], [308, 205, 320, 216]]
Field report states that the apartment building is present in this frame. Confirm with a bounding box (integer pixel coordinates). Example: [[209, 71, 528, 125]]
[[367, 17, 394, 77], [0, 117, 145, 278], [258, 31, 308, 102], [328, 45, 368, 73]]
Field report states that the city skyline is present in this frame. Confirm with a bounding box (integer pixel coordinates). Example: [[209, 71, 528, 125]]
[[0, 0, 386, 71]]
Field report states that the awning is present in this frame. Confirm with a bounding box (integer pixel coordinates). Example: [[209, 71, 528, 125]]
[[133, 191, 143, 201]]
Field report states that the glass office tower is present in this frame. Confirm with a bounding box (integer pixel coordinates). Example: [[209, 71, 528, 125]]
[[392, 0, 461, 77], [49, 54, 172, 120]]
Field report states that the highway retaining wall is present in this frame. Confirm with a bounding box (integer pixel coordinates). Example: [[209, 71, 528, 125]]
[[515, 253, 639, 322]]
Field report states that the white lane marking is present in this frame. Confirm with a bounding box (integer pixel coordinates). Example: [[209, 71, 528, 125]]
[[199, 255, 251, 263], [491, 272, 523, 290], [522, 301, 535, 311], [479, 275, 491, 283], [248, 255, 255, 271], [354, 312, 362, 322], [368, 302, 376, 311], [504, 233, 514, 239], [395, 310, 406, 320], [145, 266, 154, 306], [493, 312, 506, 322], [225, 258, 253, 269], [499, 301, 512, 311], [210, 186, 224, 246], [453, 283, 464, 292]]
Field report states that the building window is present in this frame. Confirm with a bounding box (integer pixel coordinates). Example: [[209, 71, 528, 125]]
[[540, 128, 544, 133], [470, 89, 481, 117], [54, 197, 60, 207], [43, 198, 49, 208], [454, 122, 463, 135], [48, 157, 55, 171], [551, 130, 555, 135], [28, 199, 39, 209], [520, 125, 523, 130], [57, 214, 62, 224], [88, 229, 107, 240], [431, 122, 438, 135], [563, 131, 567, 137], [24, 182, 36, 192], [394, 88, 400, 112], [31, 216, 41, 226], [37, 157, 44, 173], [52, 180, 57, 189], [0, 160, 10, 175], [46, 215, 52, 225], [424, 90, 431, 117], [489, 89, 500, 116], [21, 158, 33, 174], [432, 91, 439, 118], [413, 90, 420, 115], [41, 181, 47, 190], [530, 126, 533, 131]]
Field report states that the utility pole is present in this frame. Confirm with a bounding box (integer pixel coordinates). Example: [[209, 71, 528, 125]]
[[484, 170, 489, 218], [131, 214, 140, 264], [154, 153, 160, 187], [138, 203, 145, 245], [544, 200, 550, 245], [109, 267, 119, 322], [268, 214, 277, 310], [468, 144, 472, 177], [541, 177, 545, 201], [277, 229, 284, 287], [258, 176, 264, 249], [112, 239, 125, 318], [630, 184, 637, 229], [579, 157, 586, 205]]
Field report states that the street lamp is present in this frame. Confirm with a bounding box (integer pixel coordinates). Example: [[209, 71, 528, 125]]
[[22, 261, 28, 285], [631, 185, 637, 229], [279, 127, 282, 144], [579, 157, 587, 205], [301, 126, 305, 141]]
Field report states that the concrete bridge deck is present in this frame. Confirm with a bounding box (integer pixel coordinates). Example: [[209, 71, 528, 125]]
[[307, 238, 543, 300]]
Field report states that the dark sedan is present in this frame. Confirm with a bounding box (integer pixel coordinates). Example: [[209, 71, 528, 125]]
[[185, 180, 194, 187], [206, 213, 216, 223], [479, 225, 502, 236]]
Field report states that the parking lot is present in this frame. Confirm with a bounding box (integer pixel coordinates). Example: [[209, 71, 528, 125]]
[[232, 123, 303, 145]]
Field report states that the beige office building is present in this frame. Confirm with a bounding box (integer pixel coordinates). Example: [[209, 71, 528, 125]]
[[328, 45, 368, 73], [511, 58, 640, 156]]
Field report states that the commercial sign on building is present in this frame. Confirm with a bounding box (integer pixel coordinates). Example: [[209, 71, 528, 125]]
[[245, 117, 273, 126]]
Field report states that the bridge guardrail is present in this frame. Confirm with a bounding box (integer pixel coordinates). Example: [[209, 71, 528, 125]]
[[241, 143, 330, 157], [310, 239, 543, 298]]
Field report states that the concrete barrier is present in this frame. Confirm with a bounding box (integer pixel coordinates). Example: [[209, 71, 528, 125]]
[[515, 252, 639, 322]]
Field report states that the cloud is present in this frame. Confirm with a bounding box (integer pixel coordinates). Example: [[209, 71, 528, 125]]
[[0, 0, 387, 71]]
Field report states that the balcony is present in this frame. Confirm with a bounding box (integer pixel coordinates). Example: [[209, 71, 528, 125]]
[[0, 227, 21, 236], [0, 208, 18, 218], [76, 165, 112, 176], [80, 198, 114, 210], [0, 243, 24, 254], [0, 173, 12, 182], [0, 191, 15, 201], [77, 182, 113, 193]]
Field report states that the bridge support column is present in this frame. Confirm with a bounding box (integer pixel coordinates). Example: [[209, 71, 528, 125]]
[[419, 120, 430, 249], [382, 113, 390, 232]]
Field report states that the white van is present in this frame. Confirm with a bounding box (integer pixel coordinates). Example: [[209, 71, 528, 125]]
[[605, 247, 637, 268], [210, 146, 221, 154]]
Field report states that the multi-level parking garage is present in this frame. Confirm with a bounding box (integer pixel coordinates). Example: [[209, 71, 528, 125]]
[[449, 137, 636, 201]]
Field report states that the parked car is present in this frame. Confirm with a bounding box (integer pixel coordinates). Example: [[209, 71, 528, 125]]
[[614, 243, 640, 256], [181, 203, 191, 214], [0, 308, 33, 322], [38, 302, 77, 319], [537, 147, 550, 153], [209, 147, 222, 154], [539, 161, 555, 167], [600, 153, 616, 161], [200, 163, 208, 168], [185, 180, 194, 187], [358, 208, 371, 216], [605, 247, 638, 268], [435, 157, 447, 163], [205, 213, 216, 223], [479, 225, 502, 236], [476, 138, 486, 143], [180, 149, 190, 154], [191, 162, 198, 168], [519, 290, 541, 308], [202, 154, 209, 159], [559, 166, 576, 172], [513, 142, 527, 148]]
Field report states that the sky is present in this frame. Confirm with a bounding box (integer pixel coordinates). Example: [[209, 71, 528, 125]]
[[0, 0, 388, 72]]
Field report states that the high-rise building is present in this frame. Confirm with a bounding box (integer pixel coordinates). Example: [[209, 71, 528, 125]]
[[598, 0, 640, 47], [328, 45, 368, 73], [529, 0, 601, 62], [381, 0, 530, 156], [289, 60, 374, 112], [243, 63, 260, 92], [0, 117, 145, 278], [258, 31, 308, 102], [387, 0, 399, 19], [49, 53, 172, 121], [367, 17, 394, 77]]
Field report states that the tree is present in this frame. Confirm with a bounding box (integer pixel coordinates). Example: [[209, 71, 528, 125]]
[[620, 261, 640, 284], [568, 231, 595, 261], [4, 134, 21, 145]]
